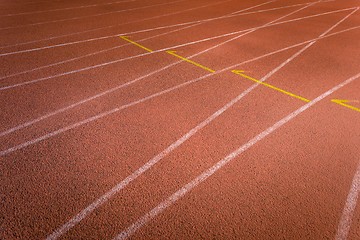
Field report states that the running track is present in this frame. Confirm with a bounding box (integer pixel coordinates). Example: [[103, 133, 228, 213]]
[[0, 0, 359, 239]]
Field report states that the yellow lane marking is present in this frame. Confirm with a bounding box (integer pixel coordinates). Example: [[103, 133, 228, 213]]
[[331, 99, 360, 113], [119, 36, 153, 53], [232, 70, 311, 103], [166, 50, 216, 73]]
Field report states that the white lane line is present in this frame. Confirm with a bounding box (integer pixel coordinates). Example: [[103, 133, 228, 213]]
[[0, 0, 188, 31], [0, 0, 330, 54], [1, 6, 353, 92], [0, 0, 136, 17], [0, 24, 358, 140], [114, 71, 360, 240], [0, 2, 317, 152], [335, 162, 360, 240], [45, 9, 351, 239], [0, 25, 358, 140]]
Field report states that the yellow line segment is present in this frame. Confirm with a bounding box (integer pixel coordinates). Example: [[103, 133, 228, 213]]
[[119, 36, 153, 53], [232, 70, 311, 102], [331, 99, 360, 113], [166, 50, 216, 73]]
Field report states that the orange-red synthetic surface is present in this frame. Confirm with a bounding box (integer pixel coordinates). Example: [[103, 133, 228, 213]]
[[0, 0, 359, 239]]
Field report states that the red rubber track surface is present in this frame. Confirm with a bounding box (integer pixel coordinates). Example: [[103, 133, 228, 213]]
[[0, 0, 359, 239]]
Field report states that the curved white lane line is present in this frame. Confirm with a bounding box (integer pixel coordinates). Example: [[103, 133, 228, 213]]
[[0, 0, 136, 17], [0, 0, 187, 30]]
